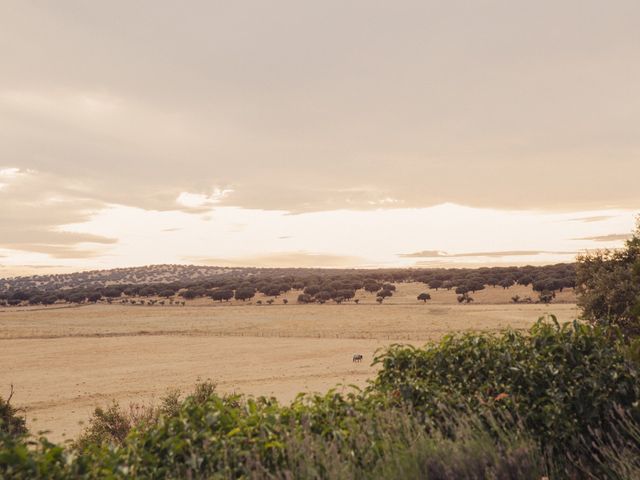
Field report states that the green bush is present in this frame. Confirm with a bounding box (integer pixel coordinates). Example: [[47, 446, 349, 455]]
[[576, 219, 640, 334], [372, 317, 640, 459]]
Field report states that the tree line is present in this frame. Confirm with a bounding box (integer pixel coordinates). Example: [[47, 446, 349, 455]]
[[0, 263, 576, 307]]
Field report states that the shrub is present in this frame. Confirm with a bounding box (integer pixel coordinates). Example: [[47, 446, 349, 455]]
[[417, 292, 431, 302], [373, 318, 640, 461], [0, 386, 27, 438], [576, 219, 640, 334]]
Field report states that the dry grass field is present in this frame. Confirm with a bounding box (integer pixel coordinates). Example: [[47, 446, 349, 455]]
[[0, 283, 578, 441]]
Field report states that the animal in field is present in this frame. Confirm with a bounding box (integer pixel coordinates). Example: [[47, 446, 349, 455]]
[[352, 353, 363, 363]]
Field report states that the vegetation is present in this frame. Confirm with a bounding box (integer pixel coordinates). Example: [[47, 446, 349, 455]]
[[576, 219, 640, 334], [4, 225, 639, 477], [0, 386, 27, 438], [2, 318, 639, 479], [0, 263, 576, 308]]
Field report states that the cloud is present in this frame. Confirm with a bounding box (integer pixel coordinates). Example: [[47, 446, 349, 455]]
[[176, 188, 234, 211], [400, 250, 576, 258], [0, 168, 117, 258], [3, 244, 105, 259], [0, 1, 639, 219], [569, 215, 615, 223], [573, 233, 632, 242], [184, 252, 368, 268]]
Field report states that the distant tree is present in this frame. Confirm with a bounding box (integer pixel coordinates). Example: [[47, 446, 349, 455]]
[[364, 281, 381, 293], [235, 287, 255, 301], [210, 288, 234, 302], [377, 289, 393, 299], [518, 276, 533, 287], [417, 292, 431, 303], [180, 289, 198, 300], [297, 293, 313, 304], [303, 285, 320, 296], [335, 289, 356, 301], [315, 291, 333, 303], [499, 279, 515, 290], [282, 298, 288, 304], [87, 293, 102, 303], [102, 287, 123, 298], [266, 299, 274, 305], [428, 280, 443, 291]]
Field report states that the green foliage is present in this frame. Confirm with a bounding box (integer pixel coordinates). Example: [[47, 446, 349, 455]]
[[576, 219, 640, 334], [373, 318, 640, 459]]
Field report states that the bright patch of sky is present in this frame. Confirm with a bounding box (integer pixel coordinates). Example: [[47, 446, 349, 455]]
[[1, 203, 634, 276]]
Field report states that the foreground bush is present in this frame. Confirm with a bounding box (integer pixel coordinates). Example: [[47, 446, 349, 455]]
[[374, 318, 640, 457], [2, 319, 640, 479]]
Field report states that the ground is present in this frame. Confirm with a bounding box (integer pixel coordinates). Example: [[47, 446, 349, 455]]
[[0, 283, 578, 441]]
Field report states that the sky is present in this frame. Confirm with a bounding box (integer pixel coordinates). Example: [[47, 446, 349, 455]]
[[1, 1, 639, 277]]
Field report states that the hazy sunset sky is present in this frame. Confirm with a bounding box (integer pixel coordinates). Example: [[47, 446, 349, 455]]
[[1, 1, 639, 276]]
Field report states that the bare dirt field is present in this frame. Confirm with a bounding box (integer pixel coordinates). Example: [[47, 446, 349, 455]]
[[0, 283, 578, 441]]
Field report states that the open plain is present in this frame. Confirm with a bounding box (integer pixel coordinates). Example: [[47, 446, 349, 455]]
[[1, 283, 578, 441]]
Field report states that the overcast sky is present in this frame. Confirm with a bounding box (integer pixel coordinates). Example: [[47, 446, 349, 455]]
[[1, 1, 639, 276]]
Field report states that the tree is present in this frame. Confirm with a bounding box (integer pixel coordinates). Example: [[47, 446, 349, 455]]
[[315, 291, 332, 303], [576, 220, 640, 334], [87, 293, 102, 303], [364, 281, 381, 293], [303, 285, 320, 296], [282, 298, 288, 304], [210, 288, 233, 302], [180, 289, 198, 300], [377, 289, 393, 299], [417, 292, 431, 303], [234, 287, 255, 302], [499, 279, 515, 290], [428, 280, 443, 291], [335, 289, 356, 301], [297, 293, 313, 304]]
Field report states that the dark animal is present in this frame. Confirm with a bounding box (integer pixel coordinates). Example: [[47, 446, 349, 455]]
[[352, 354, 363, 363]]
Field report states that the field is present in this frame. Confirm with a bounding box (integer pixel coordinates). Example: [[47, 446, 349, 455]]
[[0, 283, 578, 441]]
